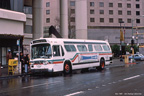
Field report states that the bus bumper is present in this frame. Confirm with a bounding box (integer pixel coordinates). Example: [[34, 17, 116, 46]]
[[30, 69, 53, 73]]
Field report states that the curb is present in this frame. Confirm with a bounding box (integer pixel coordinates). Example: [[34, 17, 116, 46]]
[[0, 74, 30, 80], [0, 75, 22, 80]]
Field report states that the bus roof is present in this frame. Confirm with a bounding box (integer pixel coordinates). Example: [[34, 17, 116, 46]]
[[31, 38, 108, 45]]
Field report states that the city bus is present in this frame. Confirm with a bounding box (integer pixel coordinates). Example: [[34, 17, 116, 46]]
[[30, 38, 112, 74]]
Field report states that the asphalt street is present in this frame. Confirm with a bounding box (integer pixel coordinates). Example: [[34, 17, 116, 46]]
[[0, 60, 144, 96]]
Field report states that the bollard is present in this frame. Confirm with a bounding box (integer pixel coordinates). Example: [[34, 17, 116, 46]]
[[124, 55, 129, 64]]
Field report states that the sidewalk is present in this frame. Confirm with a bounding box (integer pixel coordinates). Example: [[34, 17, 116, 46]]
[[0, 66, 22, 79]]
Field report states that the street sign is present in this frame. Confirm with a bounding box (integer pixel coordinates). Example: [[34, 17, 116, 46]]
[[17, 39, 20, 46], [13, 51, 21, 53]]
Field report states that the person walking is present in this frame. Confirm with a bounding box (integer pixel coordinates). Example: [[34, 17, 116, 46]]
[[20, 52, 24, 74], [24, 54, 30, 74]]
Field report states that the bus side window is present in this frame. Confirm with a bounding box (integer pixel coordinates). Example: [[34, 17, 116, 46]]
[[61, 46, 65, 56], [77, 45, 87, 52], [102, 44, 110, 51], [53, 45, 60, 56], [94, 44, 102, 51], [88, 44, 93, 51]]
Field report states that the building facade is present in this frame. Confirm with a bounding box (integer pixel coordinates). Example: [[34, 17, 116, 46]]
[[86, 0, 144, 45], [0, 0, 26, 66], [1, 0, 144, 66], [43, 0, 144, 44]]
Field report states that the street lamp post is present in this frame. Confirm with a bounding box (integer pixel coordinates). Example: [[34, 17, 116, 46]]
[[119, 21, 124, 61], [131, 15, 144, 53], [131, 19, 135, 56], [131, 15, 144, 62], [136, 26, 139, 52]]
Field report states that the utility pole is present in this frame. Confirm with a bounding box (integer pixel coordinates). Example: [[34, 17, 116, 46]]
[[119, 21, 124, 61], [17, 39, 21, 74]]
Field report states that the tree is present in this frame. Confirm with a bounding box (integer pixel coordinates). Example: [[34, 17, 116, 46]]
[[124, 45, 138, 54], [133, 45, 139, 54], [111, 44, 120, 57], [125, 45, 131, 53]]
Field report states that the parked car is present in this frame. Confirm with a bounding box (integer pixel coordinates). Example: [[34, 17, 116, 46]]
[[129, 54, 144, 61]]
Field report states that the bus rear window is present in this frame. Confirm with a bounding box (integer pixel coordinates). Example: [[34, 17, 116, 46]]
[[64, 45, 76, 52]]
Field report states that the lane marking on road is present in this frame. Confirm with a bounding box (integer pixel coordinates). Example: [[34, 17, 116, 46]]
[[108, 83, 112, 84], [65, 74, 144, 95], [102, 85, 106, 87], [22, 81, 61, 89], [0, 81, 61, 94], [65, 91, 84, 96], [88, 89, 92, 91], [95, 86, 99, 88], [123, 75, 140, 81], [112, 82, 116, 84]]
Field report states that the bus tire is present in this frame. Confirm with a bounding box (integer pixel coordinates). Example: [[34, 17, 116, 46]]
[[97, 59, 105, 70], [63, 62, 72, 74]]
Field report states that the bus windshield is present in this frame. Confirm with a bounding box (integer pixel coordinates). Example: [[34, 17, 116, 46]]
[[31, 44, 52, 59]]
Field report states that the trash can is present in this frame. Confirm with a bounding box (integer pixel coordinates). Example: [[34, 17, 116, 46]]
[[125, 55, 129, 64]]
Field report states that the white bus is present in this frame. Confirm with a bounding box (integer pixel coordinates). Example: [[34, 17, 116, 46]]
[[30, 38, 112, 74]]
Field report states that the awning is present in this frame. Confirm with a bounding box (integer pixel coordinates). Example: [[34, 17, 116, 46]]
[[0, 34, 23, 39]]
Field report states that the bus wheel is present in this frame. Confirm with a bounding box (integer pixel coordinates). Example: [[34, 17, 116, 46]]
[[97, 59, 105, 70], [64, 62, 72, 74]]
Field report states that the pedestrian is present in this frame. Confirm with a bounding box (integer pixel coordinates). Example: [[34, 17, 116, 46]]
[[20, 52, 24, 74], [6, 49, 12, 65], [24, 54, 30, 74]]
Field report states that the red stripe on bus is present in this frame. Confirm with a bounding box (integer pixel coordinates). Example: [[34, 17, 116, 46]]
[[53, 61, 63, 64], [99, 53, 112, 55], [72, 55, 78, 62]]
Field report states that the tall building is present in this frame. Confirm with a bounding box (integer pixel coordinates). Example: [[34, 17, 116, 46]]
[[43, 0, 60, 37], [43, 0, 144, 44], [86, 0, 144, 44]]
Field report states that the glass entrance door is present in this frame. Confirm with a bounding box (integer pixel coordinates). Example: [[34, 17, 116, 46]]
[[1, 47, 11, 66], [2, 47, 7, 66]]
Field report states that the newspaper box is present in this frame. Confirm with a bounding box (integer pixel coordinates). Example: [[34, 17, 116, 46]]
[[8, 59, 18, 75]]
